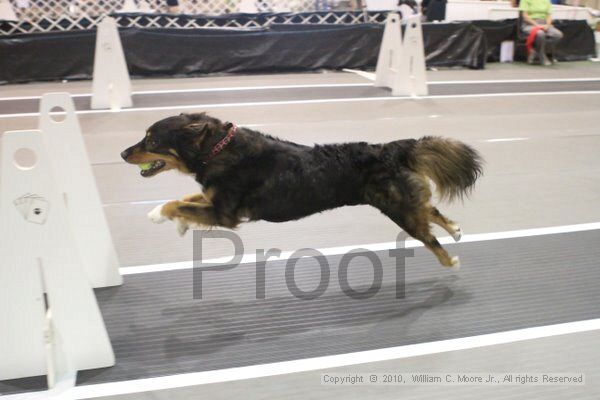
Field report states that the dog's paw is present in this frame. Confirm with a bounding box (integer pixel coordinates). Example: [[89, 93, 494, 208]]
[[451, 226, 462, 242], [175, 218, 190, 237], [148, 204, 167, 224], [449, 256, 461, 272]]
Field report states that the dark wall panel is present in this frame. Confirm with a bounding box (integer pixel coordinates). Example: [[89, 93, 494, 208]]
[[0, 18, 594, 85]]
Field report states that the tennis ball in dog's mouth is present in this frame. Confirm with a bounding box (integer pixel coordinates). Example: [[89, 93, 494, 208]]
[[139, 162, 153, 171]]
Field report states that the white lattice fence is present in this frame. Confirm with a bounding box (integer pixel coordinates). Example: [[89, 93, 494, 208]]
[[8, 0, 335, 19], [2, 1, 380, 35], [9, 0, 121, 19]]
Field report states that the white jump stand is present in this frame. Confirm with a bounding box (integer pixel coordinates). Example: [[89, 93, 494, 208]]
[[0, 94, 121, 386], [39, 93, 122, 288], [374, 13, 428, 97], [91, 17, 132, 110], [0, 0, 17, 21], [119, 0, 139, 13], [0, 131, 115, 386], [137, 0, 155, 12]]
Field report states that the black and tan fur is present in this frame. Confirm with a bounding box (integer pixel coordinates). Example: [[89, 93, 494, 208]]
[[121, 113, 483, 268]]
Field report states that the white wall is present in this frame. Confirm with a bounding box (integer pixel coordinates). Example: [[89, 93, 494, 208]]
[[446, 0, 594, 22]]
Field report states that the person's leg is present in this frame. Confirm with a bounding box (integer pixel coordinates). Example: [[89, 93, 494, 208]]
[[535, 29, 549, 64], [545, 26, 564, 59], [522, 24, 538, 64], [545, 25, 564, 44], [521, 24, 533, 36]]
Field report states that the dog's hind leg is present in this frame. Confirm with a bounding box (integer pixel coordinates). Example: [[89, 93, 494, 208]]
[[429, 206, 462, 242], [366, 174, 459, 270], [384, 208, 460, 271]]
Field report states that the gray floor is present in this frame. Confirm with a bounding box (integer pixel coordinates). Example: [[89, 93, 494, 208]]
[[1, 61, 599, 399], [100, 329, 600, 400], [2, 79, 600, 114], [72, 230, 600, 385], [2, 61, 599, 98], [1, 230, 599, 395]]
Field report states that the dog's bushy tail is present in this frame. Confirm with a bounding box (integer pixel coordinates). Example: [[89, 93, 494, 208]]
[[409, 136, 483, 202]]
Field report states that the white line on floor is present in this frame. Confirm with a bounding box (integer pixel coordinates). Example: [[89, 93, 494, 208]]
[[133, 83, 370, 95], [118, 222, 600, 275], [0, 83, 372, 101], [344, 67, 600, 85], [342, 68, 376, 80], [1, 77, 599, 101], [0, 84, 374, 101], [484, 137, 530, 142], [5, 318, 600, 400], [1, 90, 600, 120], [432, 77, 600, 85]]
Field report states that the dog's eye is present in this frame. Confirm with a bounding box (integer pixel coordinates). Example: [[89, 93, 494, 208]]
[[147, 139, 158, 149]]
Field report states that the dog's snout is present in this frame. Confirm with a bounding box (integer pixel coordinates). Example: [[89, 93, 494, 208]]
[[121, 148, 131, 161]]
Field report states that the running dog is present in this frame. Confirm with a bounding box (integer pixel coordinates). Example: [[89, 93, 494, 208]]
[[121, 113, 483, 269]]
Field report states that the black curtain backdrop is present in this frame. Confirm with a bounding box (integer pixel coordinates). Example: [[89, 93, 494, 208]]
[[551, 20, 597, 61], [0, 17, 595, 84], [471, 19, 517, 62], [473, 19, 595, 62]]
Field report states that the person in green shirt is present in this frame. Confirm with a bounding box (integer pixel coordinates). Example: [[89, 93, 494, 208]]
[[519, 0, 563, 65]]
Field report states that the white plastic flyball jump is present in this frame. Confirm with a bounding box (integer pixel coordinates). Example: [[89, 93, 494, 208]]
[[0, 132, 115, 385], [137, 0, 155, 12], [39, 93, 122, 288], [0, 94, 120, 385], [374, 13, 428, 97], [0, 0, 17, 21], [119, 0, 139, 13], [91, 16, 132, 110]]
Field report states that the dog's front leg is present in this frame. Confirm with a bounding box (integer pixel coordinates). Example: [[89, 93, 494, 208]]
[[148, 200, 238, 236], [181, 192, 210, 204], [148, 200, 217, 236]]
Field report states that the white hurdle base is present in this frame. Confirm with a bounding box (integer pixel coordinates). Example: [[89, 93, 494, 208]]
[[0, 130, 115, 384], [91, 17, 133, 110], [374, 13, 428, 97]]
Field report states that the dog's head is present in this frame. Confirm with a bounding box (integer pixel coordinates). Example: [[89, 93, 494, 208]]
[[121, 112, 224, 177]]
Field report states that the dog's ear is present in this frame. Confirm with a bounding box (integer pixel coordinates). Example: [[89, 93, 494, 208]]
[[181, 113, 211, 133], [182, 120, 214, 135], [182, 120, 216, 149]]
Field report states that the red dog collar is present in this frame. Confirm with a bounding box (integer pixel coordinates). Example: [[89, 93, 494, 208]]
[[204, 123, 237, 164]]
